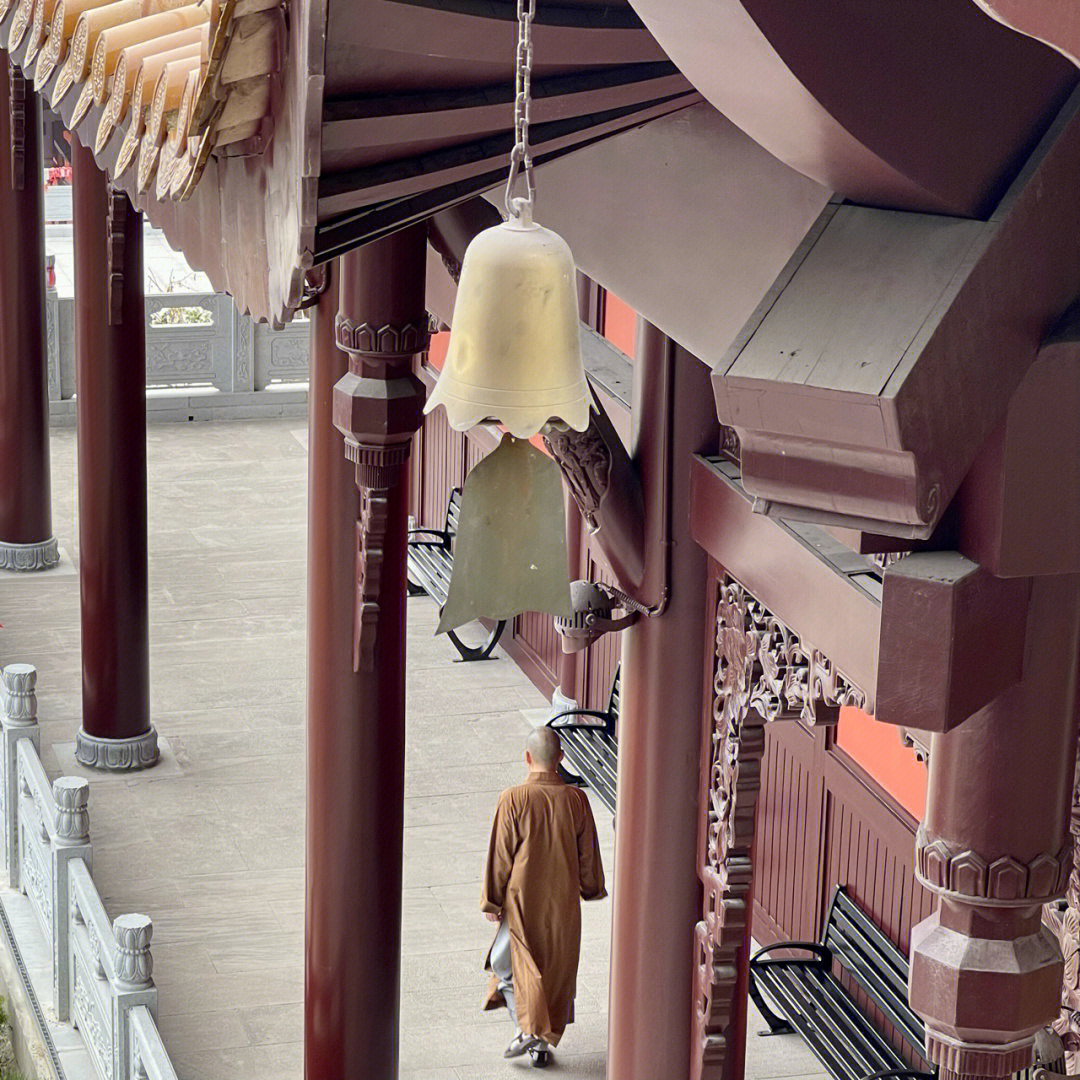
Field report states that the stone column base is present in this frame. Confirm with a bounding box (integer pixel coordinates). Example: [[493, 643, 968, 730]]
[[75, 727, 158, 771], [0, 538, 59, 571]]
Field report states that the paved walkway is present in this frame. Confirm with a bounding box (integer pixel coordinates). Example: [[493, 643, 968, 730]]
[[0, 419, 827, 1080]]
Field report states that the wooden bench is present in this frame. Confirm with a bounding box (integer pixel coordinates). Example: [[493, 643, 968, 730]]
[[548, 666, 619, 815], [407, 489, 506, 662], [749, 886, 933, 1080]]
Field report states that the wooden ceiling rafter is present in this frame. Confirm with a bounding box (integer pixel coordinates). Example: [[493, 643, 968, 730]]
[[1, 0, 281, 205]]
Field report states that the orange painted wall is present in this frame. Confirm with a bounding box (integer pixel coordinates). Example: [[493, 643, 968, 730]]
[[428, 330, 449, 371], [427, 330, 548, 455], [834, 706, 927, 819], [603, 292, 637, 359]]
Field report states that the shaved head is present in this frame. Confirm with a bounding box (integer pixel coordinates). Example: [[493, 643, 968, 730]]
[[526, 727, 563, 769]]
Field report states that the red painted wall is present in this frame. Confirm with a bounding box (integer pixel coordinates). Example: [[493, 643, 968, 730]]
[[603, 292, 637, 359], [834, 707, 927, 820]]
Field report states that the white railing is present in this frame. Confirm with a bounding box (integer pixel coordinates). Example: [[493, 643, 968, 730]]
[[0, 665, 178, 1080], [45, 287, 311, 406]]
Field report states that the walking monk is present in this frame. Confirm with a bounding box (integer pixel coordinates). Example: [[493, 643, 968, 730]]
[[481, 727, 607, 1068]]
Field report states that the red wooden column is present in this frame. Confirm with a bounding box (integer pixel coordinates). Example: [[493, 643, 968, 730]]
[[70, 138, 157, 770], [910, 576, 1080, 1080], [306, 227, 428, 1080], [608, 326, 719, 1080], [0, 56, 58, 572]]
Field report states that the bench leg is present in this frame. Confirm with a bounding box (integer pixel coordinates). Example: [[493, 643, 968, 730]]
[[447, 619, 506, 662], [557, 760, 588, 787], [748, 971, 795, 1037]]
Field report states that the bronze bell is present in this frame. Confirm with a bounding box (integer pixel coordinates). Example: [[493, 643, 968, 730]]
[[425, 206, 595, 638], [436, 435, 573, 635]]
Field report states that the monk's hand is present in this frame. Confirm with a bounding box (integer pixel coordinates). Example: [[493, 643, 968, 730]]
[[484, 911, 501, 923]]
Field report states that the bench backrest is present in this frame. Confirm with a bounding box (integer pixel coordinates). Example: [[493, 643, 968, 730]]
[[609, 665, 621, 720], [446, 489, 463, 539], [822, 887, 926, 1059]]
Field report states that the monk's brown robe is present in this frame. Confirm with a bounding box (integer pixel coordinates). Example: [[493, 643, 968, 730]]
[[481, 771, 607, 1046]]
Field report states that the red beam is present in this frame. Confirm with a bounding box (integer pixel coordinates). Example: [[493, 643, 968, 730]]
[[690, 454, 881, 705]]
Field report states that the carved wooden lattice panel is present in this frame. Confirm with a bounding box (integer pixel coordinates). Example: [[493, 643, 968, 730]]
[[692, 575, 861, 1080], [1046, 744, 1080, 1069]]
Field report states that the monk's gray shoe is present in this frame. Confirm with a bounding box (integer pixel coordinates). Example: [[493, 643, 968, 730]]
[[529, 1043, 551, 1068], [505, 1032, 541, 1059]]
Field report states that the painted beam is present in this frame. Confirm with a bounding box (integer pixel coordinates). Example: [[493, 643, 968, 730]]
[[524, 102, 832, 370], [690, 454, 882, 707], [875, 553, 1029, 734]]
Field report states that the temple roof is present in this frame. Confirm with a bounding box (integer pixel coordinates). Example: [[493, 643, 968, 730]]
[[0, 0, 698, 325]]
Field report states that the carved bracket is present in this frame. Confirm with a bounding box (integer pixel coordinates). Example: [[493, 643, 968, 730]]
[[106, 188, 127, 325], [542, 398, 651, 607], [1046, 746, 1080, 1067], [334, 304, 428, 676], [543, 423, 611, 531], [8, 66, 27, 191], [692, 577, 865, 1080], [353, 489, 389, 673]]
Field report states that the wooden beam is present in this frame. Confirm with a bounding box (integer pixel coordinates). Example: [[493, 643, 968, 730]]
[[690, 454, 882, 706], [875, 553, 1029, 733]]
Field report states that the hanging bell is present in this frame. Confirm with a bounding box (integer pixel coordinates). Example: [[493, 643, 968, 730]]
[[436, 435, 573, 635], [425, 209, 591, 438]]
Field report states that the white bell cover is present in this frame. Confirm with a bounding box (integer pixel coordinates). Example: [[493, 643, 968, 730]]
[[426, 216, 591, 438]]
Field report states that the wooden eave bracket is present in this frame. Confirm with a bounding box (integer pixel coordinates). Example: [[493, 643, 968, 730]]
[[712, 87, 1080, 541], [692, 454, 1030, 733], [875, 552, 1029, 735]]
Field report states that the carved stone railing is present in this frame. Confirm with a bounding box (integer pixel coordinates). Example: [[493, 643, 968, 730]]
[[44, 286, 311, 416], [0, 665, 178, 1080]]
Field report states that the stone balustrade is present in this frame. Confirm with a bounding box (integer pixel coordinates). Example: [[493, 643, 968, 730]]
[[0, 665, 179, 1080], [44, 287, 311, 423]]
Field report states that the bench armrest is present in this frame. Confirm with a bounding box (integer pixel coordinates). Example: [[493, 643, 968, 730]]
[[408, 528, 450, 545], [550, 709, 614, 731], [750, 941, 831, 967]]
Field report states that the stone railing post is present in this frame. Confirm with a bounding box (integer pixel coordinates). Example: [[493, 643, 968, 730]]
[[112, 914, 155, 1080], [1, 664, 40, 887], [51, 777, 90, 1021]]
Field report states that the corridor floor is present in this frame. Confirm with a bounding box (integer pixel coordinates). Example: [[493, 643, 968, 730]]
[[0, 419, 828, 1080]]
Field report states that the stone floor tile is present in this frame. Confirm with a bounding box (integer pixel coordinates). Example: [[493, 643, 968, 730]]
[[0, 420, 826, 1080], [237, 1003, 304, 1047]]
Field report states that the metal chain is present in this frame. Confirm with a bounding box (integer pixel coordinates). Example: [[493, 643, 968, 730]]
[[505, 0, 536, 220]]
